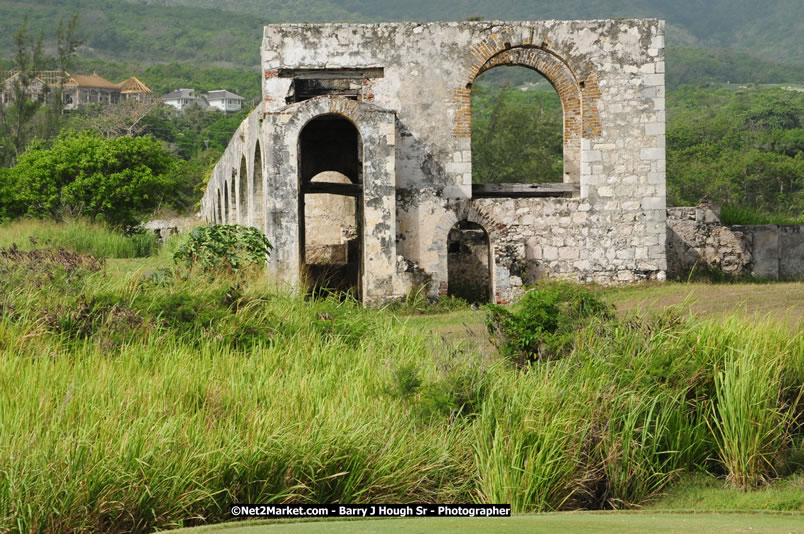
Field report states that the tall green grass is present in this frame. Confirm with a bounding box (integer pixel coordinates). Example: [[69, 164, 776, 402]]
[[0, 222, 802, 532], [712, 348, 800, 489], [0, 219, 158, 258]]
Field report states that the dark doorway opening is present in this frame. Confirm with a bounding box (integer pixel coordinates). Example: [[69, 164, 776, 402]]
[[447, 221, 491, 303], [299, 115, 363, 298]]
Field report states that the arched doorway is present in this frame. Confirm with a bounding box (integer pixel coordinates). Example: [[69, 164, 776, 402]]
[[223, 180, 230, 223], [447, 221, 492, 303], [298, 115, 363, 297], [216, 188, 223, 223], [229, 172, 236, 223]]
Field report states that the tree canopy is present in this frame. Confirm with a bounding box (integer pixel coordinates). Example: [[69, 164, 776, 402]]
[[2, 131, 176, 229]]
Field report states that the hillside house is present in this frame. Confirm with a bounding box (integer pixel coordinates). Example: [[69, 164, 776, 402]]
[[163, 88, 199, 111], [1, 70, 153, 110], [204, 90, 244, 112]]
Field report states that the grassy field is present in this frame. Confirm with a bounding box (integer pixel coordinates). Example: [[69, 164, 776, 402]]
[[605, 283, 804, 327], [0, 221, 802, 533], [402, 282, 804, 354]]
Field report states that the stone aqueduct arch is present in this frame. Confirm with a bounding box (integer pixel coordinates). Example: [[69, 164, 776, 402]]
[[200, 20, 667, 303]]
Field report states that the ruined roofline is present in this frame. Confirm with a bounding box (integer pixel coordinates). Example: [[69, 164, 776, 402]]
[[262, 19, 664, 41], [263, 18, 662, 31]]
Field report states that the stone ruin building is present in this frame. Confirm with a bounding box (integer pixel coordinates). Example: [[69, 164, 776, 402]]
[[200, 20, 667, 304]]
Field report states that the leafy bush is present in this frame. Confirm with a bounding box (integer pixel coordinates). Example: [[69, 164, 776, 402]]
[[4, 131, 177, 230], [486, 282, 613, 365], [386, 349, 489, 422], [173, 224, 272, 273]]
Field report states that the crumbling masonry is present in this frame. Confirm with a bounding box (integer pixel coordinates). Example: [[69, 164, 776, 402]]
[[200, 20, 667, 304]]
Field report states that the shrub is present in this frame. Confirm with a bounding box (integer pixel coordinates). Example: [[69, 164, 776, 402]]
[[486, 282, 612, 365], [173, 224, 272, 273], [6, 131, 177, 230]]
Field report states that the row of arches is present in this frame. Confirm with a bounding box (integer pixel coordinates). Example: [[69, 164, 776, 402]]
[[212, 143, 264, 228]]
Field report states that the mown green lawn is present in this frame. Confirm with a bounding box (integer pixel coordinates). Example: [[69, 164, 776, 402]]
[[175, 512, 804, 534]]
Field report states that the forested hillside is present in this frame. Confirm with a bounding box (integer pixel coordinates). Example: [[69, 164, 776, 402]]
[[129, 0, 803, 61], [1, 1, 801, 221], [0, 0, 802, 80], [0, 0, 266, 67]]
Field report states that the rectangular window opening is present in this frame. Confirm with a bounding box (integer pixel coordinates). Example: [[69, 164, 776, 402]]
[[280, 68, 384, 104]]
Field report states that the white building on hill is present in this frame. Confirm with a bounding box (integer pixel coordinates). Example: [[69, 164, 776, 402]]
[[204, 90, 244, 112], [162, 88, 198, 111]]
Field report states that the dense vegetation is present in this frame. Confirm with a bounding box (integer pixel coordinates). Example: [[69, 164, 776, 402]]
[[1, 1, 802, 85], [667, 86, 804, 216], [1, 131, 176, 229], [471, 81, 563, 184], [119, 0, 803, 63], [0, 220, 801, 532], [0, 0, 265, 68]]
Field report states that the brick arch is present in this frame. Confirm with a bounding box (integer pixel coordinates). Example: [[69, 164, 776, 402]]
[[455, 40, 602, 184]]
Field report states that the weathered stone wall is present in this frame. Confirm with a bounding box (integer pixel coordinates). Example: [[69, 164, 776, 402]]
[[304, 173, 357, 247], [666, 207, 804, 280], [665, 207, 753, 278], [143, 215, 202, 241], [200, 20, 667, 303]]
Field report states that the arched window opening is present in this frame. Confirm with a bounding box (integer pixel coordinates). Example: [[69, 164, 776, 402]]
[[447, 221, 492, 303], [253, 142, 265, 231], [299, 115, 363, 298], [229, 171, 237, 223], [238, 155, 247, 224], [471, 66, 563, 185], [223, 180, 230, 223], [216, 188, 222, 224]]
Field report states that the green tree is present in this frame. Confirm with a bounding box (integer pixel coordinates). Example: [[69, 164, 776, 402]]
[[0, 15, 81, 166], [667, 86, 804, 216], [6, 131, 176, 229], [0, 17, 46, 166]]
